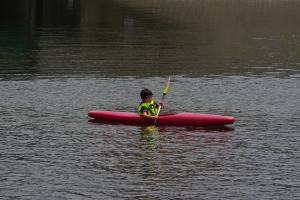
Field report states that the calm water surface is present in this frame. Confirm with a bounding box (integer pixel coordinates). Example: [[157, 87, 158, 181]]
[[1, 0, 300, 199]]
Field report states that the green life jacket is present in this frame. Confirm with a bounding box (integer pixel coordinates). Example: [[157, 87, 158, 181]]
[[138, 100, 158, 115]]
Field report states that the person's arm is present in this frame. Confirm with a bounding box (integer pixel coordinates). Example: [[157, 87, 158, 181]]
[[141, 111, 158, 119]]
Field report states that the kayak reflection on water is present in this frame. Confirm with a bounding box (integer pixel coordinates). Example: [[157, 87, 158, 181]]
[[141, 125, 235, 148], [89, 119, 234, 132], [89, 119, 235, 147]]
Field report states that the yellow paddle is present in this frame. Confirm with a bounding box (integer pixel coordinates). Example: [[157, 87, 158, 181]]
[[154, 77, 170, 125]]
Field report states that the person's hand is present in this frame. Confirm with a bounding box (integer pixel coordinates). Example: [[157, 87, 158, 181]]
[[158, 100, 164, 105], [158, 100, 165, 109]]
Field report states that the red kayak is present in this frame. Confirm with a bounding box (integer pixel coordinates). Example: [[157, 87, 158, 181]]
[[88, 110, 235, 126]]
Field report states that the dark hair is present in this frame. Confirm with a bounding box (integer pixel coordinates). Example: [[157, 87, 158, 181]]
[[140, 88, 153, 99]]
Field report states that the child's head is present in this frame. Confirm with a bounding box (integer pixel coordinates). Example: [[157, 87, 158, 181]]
[[141, 88, 153, 102]]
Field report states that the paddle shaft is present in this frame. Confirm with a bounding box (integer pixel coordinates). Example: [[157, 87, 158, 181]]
[[154, 93, 166, 125], [154, 77, 170, 126]]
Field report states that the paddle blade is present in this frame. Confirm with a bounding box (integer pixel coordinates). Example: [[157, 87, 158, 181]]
[[145, 126, 156, 131], [163, 77, 171, 94]]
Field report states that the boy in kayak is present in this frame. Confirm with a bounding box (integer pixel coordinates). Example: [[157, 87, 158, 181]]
[[138, 88, 165, 119]]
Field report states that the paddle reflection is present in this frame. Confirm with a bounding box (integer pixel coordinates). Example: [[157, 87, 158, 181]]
[[137, 126, 161, 179]]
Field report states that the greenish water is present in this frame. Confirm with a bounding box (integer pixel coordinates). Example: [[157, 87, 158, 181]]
[[1, 0, 299, 199]]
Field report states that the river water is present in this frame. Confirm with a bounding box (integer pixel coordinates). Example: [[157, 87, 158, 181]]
[[1, 0, 300, 199]]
